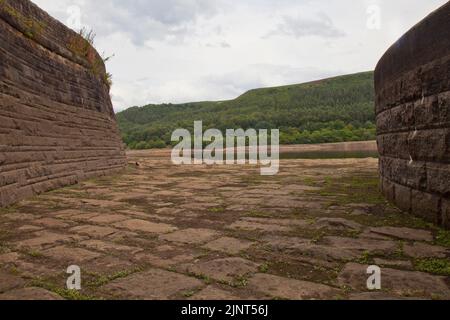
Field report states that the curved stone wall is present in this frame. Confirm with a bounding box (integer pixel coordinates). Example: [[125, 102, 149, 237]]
[[375, 3, 450, 228], [0, 0, 127, 207]]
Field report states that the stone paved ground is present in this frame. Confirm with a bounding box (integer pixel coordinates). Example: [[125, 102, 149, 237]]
[[0, 150, 449, 300]]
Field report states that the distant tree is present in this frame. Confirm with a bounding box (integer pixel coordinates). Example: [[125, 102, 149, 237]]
[[116, 72, 376, 149]]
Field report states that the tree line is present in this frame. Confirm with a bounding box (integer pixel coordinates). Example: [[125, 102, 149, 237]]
[[116, 71, 375, 149]]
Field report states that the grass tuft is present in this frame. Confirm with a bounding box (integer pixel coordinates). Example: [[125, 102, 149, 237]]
[[415, 258, 450, 276], [435, 230, 450, 248]]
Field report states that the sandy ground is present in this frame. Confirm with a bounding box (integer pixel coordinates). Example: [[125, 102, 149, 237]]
[[0, 149, 449, 300]]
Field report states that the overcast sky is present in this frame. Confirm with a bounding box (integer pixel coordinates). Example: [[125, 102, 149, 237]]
[[33, 0, 448, 112]]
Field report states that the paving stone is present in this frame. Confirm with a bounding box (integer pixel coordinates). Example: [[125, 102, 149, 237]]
[[369, 227, 433, 242], [315, 218, 363, 231], [66, 213, 101, 221], [160, 228, 220, 245], [232, 197, 271, 206], [80, 199, 124, 208], [154, 207, 184, 216], [265, 235, 353, 263], [338, 263, 450, 299], [0, 270, 25, 293], [242, 217, 309, 227], [189, 286, 241, 300], [179, 203, 217, 211], [101, 269, 203, 299], [262, 235, 312, 250], [146, 214, 175, 222], [269, 240, 359, 261], [70, 225, 118, 238], [134, 252, 198, 268], [42, 246, 102, 263], [228, 220, 292, 233], [347, 203, 372, 210], [0, 287, 63, 300], [359, 230, 392, 240], [11, 260, 61, 278], [17, 225, 44, 232], [183, 257, 259, 283], [3, 213, 38, 221], [324, 236, 398, 255], [80, 240, 143, 254], [88, 214, 130, 224], [105, 230, 139, 242], [264, 198, 320, 209], [203, 237, 255, 254], [265, 236, 398, 262], [248, 273, 339, 300], [14, 231, 84, 249], [226, 205, 254, 212], [350, 209, 369, 216], [114, 219, 177, 234], [33, 218, 69, 228], [0, 252, 20, 264], [155, 245, 175, 252], [348, 292, 413, 300], [280, 185, 321, 192], [83, 256, 135, 275], [403, 243, 448, 258], [373, 258, 413, 269]]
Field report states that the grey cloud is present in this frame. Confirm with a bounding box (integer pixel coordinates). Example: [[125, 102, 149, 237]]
[[77, 0, 226, 46], [111, 64, 341, 110], [202, 64, 342, 100], [265, 12, 345, 39], [205, 41, 231, 48]]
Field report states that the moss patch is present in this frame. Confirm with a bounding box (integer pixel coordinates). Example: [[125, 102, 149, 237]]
[[306, 174, 386, 206], [415, 258, 450, 276], [435, 230, 450, 248], [30, 278, 96, 300]]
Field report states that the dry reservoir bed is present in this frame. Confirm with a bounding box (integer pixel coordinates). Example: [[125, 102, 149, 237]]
[[0, 150, 449, 300]]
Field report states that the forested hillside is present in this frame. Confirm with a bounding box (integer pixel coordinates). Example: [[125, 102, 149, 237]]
[[117, 71, 375, 149]]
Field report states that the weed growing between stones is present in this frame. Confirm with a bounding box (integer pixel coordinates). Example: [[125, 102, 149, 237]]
[[189, 272, 212, 285], [435, 230, 450, 247], [208, 207, 225, 213], [0, 205, 18, 215], [25, 249, 44, 259], [232, 275, 249, 288], [0, 241, 10, 254], [415, 258, 450, 276], [311, 175, 386, 206], [258, 262, 270, 273], [30, 277, 97, 300], [245, 211, 274, 218], [356, 250, 373, 264], [86, 267, 144, 288]]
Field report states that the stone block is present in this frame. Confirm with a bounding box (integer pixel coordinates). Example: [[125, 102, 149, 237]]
[[411, 190, 440, 224], [394, 183, 411, 213]]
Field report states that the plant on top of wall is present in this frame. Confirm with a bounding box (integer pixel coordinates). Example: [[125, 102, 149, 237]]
[[67, 27, 114, 89], [0, 0, 46, 39]]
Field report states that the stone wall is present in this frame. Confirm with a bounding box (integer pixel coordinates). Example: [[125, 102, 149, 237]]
[[375, 3, 450, 228], [0, 0, 127, 207]]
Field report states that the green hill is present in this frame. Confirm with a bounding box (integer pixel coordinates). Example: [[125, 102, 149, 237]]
[[117, 71, 375, 149]]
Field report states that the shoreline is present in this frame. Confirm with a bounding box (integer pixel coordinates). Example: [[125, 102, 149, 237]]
[[126, 140, 378, 157]]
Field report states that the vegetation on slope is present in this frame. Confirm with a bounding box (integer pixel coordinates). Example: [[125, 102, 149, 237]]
[[117, 71, 375, 149]]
